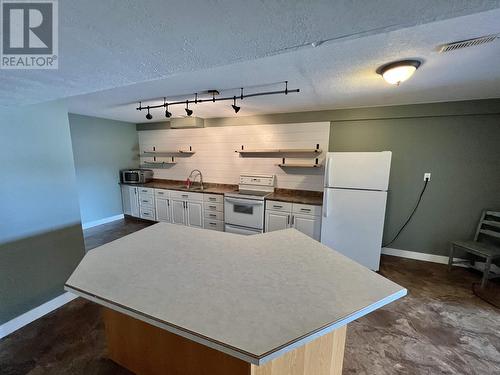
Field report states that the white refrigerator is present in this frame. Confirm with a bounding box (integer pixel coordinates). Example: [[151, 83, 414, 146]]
[[320, 152, 392, 271]]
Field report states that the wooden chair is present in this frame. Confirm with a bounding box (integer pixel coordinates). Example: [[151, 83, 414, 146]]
[[448, 210, 500, 288]]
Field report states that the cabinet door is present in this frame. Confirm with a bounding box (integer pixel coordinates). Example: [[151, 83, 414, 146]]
[[155, 198, 171, 223], [265, 210, 290, 232], [293, 214, 321, 241], [121, 185, 140, 217], [171, 199, 186, 225], [187, 201, 204, 228]]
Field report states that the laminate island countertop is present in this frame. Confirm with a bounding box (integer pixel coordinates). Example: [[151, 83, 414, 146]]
[[65, 223, 406, 373]]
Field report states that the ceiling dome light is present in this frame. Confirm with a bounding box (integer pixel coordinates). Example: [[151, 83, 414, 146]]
[[377, 60, 421, 85], [145, 106, 152, 120], [185, 101, 193, 116], [231, 96, 240, 114]]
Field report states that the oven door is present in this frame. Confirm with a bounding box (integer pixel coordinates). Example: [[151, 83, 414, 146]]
[[225, 224, 262, 235], [224, 197, 265, 230]]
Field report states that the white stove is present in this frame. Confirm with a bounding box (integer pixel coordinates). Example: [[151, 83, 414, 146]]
[[224, 174, 275, 235]]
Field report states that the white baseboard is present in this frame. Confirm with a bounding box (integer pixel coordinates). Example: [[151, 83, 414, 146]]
[[0, 292, 78, 339], [382, 247, 454, 264], [382, 247, 500, 274], [82, 214, 124, 230]]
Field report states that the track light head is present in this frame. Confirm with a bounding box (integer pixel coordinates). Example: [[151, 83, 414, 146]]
[[185, 101, 193, 116], [145, 106, 152, 120], [165, 103, 172, 118], [232, 96, 240, 113]]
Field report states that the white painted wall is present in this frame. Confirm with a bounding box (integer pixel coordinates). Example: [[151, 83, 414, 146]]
[[138, 122, 330, 191]]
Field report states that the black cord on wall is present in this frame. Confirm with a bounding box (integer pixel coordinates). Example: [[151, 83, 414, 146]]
[[383, 178, 429, 248]]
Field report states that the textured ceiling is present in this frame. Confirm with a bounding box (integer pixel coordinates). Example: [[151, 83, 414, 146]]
[[2, 0, 500, 119], [65, 8, 500, 122]]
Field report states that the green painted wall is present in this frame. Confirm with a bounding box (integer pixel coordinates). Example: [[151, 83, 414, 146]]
[[69, 114, 139, 225], [0, 102, 85, 325], [330, 114, 500, 256], [137, 99, 500, 256]]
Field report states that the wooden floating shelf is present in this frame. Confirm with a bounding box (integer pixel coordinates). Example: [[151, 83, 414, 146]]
[[277, 164, 323, 168], [142, 150, 195, 156], [141, 162, 177, 168], [236, 148, 322, 154]]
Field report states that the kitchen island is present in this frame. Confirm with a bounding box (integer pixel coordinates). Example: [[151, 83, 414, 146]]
[[65, 223, 406, 375]]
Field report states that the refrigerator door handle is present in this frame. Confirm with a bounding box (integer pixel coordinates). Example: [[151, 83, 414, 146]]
[[324, 154, 331, 188], [323, 190, 328, 218]]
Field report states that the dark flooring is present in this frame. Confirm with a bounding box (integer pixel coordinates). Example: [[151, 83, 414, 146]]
[[1, 217, 499, 375]]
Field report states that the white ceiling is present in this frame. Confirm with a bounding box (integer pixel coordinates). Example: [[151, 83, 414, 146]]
[[2, 1, 500, 122]]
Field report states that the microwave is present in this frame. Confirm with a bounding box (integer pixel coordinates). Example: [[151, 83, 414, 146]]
[[120, 169, 153, 184]]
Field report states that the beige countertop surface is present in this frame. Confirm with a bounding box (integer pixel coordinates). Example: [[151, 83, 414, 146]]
[[66, 223, 406, 365]]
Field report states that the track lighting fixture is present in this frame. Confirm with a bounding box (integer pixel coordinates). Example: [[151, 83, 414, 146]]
[[136, 82, 299, 117], [164, 98, 172, 118], [145, 106, 152, 120], [185, 101, 193, 116], [231, 96, 240, 113]]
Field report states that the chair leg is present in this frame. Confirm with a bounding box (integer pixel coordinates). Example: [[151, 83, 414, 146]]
[[481, 257, 492, 289], [448, 244, 455, 271]]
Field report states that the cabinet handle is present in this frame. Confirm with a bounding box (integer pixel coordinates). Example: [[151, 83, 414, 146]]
[[287, 215, 290, 225], [209, 205, 216, 209], [209, 214, 216, 217], [209, 222, 217, 226], [273, 205, 283, 209], [182, 194, 189, 198], [167, 199, 170, 207], [209, 197, 216, 201], [291, 216, 295, 225], [300, 208, 311, 212]]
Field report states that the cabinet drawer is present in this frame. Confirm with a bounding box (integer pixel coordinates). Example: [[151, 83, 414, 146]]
[[171, 191, 203, 201], [139, 195, 154, 205], [266, 200, 292, 212], [138, 187, 154, 195], [204, 219, 224, 232], [203, 194, 223, 203], [293, 203, 322, 216], [204, 210, 224, 221], [139, 195, 154, 207], [140, 207, 155, 220], [154, 189, 170, 198], [204, 202, 223, 212]]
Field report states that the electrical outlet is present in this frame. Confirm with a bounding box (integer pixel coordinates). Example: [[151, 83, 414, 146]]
[[424, 173, 431, 181]]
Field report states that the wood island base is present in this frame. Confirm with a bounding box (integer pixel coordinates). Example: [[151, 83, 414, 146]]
[[103, 307, 347, 375]]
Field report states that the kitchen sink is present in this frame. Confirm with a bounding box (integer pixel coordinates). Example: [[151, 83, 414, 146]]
[[175, 185, 204, 192]]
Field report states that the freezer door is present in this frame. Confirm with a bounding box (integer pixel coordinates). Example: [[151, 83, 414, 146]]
[[321, 188, 387, 270], [324, 152, 392, 191]]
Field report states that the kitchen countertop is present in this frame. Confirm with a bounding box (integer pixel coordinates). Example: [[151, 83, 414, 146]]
[[122, 179, 323, 205], [121, 179, 238, 195], [266, 188, 323, 206], [65, 223, 406, 365]]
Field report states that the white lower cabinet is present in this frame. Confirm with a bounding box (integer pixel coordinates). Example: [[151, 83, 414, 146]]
[[122, 188, 226, 231], [155, 197, 171, 223], [121, 185, 140, 218], [265, 200, 322, 241], [292, 214, 321, 241], [186, 201, 203, 228], [266, 210, 290, 232], [171, 199, 187, 225]]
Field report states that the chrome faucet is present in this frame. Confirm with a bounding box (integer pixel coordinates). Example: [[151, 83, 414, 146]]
[[187, 169, 204, 191]]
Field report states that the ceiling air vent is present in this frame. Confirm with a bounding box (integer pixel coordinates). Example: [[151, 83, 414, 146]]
[[438, 34, 498, 53]]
